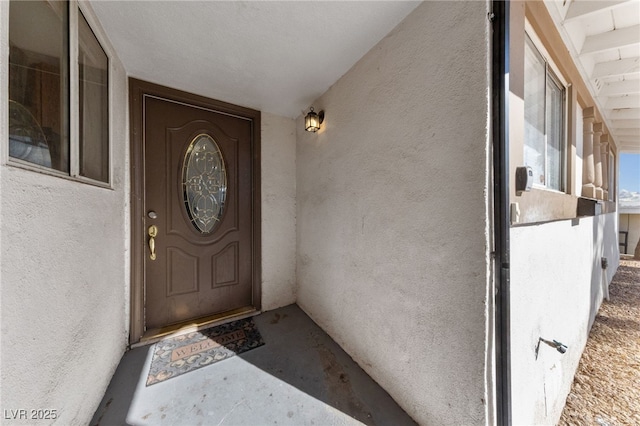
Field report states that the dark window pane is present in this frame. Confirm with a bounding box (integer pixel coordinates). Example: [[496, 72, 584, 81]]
[[9, 0, 69, 172], [78, 10, 109, 183]]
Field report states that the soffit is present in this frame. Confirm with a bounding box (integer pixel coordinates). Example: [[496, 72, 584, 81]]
[[89, 0, 421, 118], [545, 0, 640, 154]]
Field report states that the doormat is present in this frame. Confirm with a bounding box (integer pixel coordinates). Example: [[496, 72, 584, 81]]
[[146, 318, 264, 386]]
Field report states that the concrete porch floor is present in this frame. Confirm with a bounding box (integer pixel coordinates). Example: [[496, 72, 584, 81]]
[[91, 304, 417, 426]]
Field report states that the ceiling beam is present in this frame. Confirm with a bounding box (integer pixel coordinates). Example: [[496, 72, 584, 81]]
[[564, 0, 631, 22], [609, 108, 640, 120], [617, 135, 640, 141], [615, 128, 640, 136], [606, 94, 640, 109], [616, 139, 640, 153], [618, 143, 640, 153], [581, 24, 640, 55], [611, 119, 640, 129], [592, 57, 640, 79], [599, 79, 640, 96], [618, 138, 640, 144]]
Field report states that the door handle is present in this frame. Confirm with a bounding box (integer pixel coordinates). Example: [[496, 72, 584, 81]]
[[148, 225, 158, 261]]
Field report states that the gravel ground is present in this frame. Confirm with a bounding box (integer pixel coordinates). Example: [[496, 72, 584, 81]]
[[558, 257, 640, 426]]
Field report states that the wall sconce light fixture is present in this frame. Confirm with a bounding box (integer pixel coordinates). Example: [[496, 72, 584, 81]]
[[305, 107, 324, 133]]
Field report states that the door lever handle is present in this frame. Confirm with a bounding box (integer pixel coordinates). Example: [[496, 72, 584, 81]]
[[148, 225, 158, 261]]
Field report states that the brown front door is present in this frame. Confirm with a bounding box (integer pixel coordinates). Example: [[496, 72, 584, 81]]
[[130, 79, 261, 338]]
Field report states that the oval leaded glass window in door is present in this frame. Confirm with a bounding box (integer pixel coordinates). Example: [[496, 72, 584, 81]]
[[182, 134, 227, 234]]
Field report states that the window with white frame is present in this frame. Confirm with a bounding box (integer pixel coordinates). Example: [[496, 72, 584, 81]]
[[524, 33, 566, 192], [8, 0, 109, 184]]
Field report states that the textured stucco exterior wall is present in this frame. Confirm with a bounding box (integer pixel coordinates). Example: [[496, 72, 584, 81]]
[[296, 2, 492, 424], [261, 113, 296, 310], [511, 213, 620, 425], [0, 3, 129, 424]]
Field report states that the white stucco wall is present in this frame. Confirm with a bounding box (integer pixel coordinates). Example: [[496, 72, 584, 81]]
[[261, 113, 296, 310], [296, 2, 492, 425], [511, 212, 620, 425], [0, 3, 129, 424]]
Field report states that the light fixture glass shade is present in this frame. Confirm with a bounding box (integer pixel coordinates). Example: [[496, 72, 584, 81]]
[[305, 109, 320, 132]]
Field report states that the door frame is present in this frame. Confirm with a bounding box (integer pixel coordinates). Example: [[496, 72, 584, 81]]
[[128, 78, 261, 344]]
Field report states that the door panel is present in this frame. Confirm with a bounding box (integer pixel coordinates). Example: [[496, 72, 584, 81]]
[[213, 242, 239, 286], [144, 96, 254, 330]]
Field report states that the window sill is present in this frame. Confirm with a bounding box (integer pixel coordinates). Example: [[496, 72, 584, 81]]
[[4, 159, 113, 190], [512, 188, 616, 226], [577, 197, 616, 217]]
